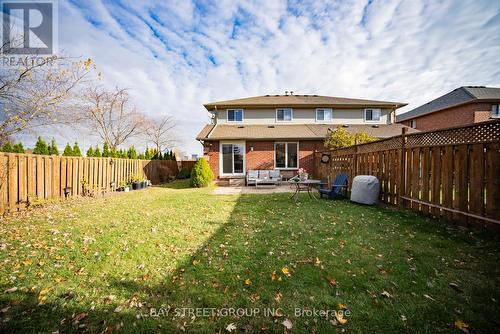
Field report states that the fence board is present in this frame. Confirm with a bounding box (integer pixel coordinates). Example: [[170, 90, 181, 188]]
[[0, 155, 7, 215], [485, 142, 500, 220], [430, 147, 441, 217], [18, 156, 27, 207], [469, 144, 484, 224], [8, 155, 18, 211], [421, 147, 430, 215], [36, 156, 44, 200], [441, 146, 454, 220], [453, 145, 468, 223]]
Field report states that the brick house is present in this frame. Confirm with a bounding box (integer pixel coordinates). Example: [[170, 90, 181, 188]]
[[397, 86, 500, 131], [196, 94, 415, 183]]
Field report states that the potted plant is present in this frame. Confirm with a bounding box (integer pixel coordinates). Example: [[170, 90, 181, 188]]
[[119, 180, 130, 192], [131, 174, 141, 190], [298, 168, 308, 181]]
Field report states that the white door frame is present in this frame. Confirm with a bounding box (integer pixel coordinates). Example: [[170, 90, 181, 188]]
[[219, 141, 246, 176]]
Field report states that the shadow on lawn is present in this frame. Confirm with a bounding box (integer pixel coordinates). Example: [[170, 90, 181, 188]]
[[154, 179, 191, 189], [1, 193, 499, 333]]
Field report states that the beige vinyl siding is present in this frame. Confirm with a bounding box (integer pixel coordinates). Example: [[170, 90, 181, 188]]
[[216, 108, 392, 124]]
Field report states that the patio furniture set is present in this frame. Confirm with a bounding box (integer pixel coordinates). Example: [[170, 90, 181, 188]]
[[245, 169, 350, 201]]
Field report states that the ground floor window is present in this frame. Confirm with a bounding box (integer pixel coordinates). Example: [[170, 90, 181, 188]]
[[410, 120, 417, 128], [275, 142, 298, 168]]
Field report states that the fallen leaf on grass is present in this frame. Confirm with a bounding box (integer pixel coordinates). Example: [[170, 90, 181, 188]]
[[335, 312, 347, 325], [327, 277, 337, 286], [423, 294, 435, 301], [4, 287, 18, 293], [282, 318, 293, 330], [244, 279, 252, 285], [449, 282, 463, 292], [226, 323, 237, 332], [281, 267, 291, 277], [74, 267, 85, 276], [72, 312, 87, 323], [38, 287, 51, 304], [381, 291, 393, 298], [275, 292, 282, 303], [454, 320, 469, 333]]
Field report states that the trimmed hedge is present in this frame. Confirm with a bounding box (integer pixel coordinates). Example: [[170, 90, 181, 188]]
[[190, 158, 214, 187]]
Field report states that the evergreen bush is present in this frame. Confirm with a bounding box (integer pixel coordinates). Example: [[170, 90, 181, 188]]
[[190, 158, 214, 187]]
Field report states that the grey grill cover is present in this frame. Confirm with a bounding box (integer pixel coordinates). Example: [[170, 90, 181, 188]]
[[350, 175, 380, 205]]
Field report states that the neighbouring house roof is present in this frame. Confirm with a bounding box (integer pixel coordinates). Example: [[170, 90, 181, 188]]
[[397, 86, 500, 122], [203, 94, 407, 110], [196, 124, 417, 141]]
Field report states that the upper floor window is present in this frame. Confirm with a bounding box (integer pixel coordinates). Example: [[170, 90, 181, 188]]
[[409, 120, 417, 128], [276, 108, 293, 122], [227, 109, 243, 122], [316, 108, 332, 121], [364, 108, 381, 122], [492, 105, 500, 118]]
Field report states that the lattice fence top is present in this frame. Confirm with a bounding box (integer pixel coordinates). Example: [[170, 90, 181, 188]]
[[406, 120, 500, 148], [357, 136, 402, 153], [317, 120, 500, 155]]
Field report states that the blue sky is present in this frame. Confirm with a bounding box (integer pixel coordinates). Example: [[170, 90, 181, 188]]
[[55, 0, 500, 155]]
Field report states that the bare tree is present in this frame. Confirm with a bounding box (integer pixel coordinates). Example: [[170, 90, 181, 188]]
[[80, 86, 147, 148], [144, 114, 176, 153], [0, 39, 97, 143]]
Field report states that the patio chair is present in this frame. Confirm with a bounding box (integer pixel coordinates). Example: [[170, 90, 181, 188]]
[[319, 173, 348, 199]]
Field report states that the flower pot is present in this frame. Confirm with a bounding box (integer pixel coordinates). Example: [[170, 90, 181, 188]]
[[124, 186, 130, 192], [141, 181, 146, 189], [132, 182, 140, 190]]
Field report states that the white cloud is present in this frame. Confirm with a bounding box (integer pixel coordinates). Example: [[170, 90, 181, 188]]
[[40, 0, 500, 154]]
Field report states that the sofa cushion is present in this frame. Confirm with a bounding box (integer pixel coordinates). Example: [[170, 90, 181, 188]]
[[269, 170, 280, 179], [258, 170, 270, 179], [247, 170, 258, 179]]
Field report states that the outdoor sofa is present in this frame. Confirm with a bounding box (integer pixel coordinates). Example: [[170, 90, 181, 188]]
[[246, 170, 282, 187]]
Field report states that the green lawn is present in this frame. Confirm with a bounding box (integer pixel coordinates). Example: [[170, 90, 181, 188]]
[[1, 180, 499, 333]]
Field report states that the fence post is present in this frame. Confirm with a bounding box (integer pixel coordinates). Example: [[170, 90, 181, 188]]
[[399, 127, 407, 207]]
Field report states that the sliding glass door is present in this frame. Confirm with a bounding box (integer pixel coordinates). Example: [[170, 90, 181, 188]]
[[220, 142, 245, 176]]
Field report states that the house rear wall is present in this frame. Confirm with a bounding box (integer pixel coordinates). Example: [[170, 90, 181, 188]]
[[203, 140, 326, 179]]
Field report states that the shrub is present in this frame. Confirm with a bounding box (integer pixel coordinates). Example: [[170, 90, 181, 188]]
[[13, 143, 25, 153], [324, 127, 377, 149], [48, 138, 59, 156], [72, 142, 82, 157], [33, 137, 49, 155], [62, 143, 73, 156], [1, 142, 14, 152], [190, 158, 214, 187], [178, 167, 191, 179]]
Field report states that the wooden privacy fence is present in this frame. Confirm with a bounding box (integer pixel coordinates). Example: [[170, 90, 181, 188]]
[[314, 120, 500, 227], [0, 155, 197, 215]]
